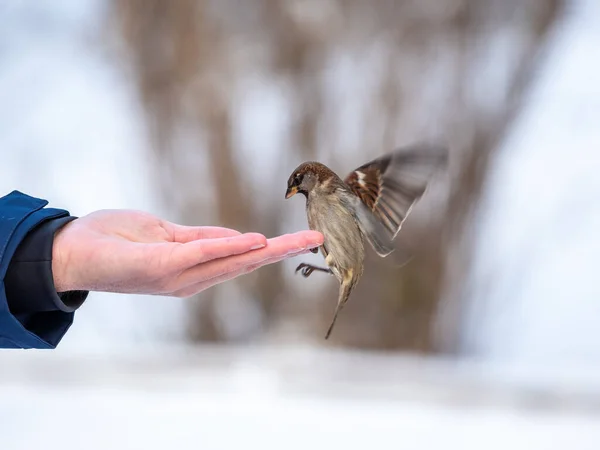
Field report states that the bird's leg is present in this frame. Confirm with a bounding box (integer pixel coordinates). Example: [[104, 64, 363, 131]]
[[295, 262, 333, 278]]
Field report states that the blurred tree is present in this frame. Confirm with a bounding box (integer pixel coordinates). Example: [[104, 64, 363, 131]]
[[109, 0, 561, 351]]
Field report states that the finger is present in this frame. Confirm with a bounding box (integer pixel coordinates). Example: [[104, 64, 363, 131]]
[[280, 230, 324, 249], [170, 249, 310, 298], [172, 231, 322, 289], [170, 224, 241, 242], [173, 232, 267, 268]]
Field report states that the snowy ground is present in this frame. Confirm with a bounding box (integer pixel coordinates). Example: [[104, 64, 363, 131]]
[[2, 345, 600, 450]]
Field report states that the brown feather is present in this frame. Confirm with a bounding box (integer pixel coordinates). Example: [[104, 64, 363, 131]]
[[344, 144, 447, 239]]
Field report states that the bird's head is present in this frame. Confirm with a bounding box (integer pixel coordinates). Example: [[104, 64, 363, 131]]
[[285, 162, 335, 199]]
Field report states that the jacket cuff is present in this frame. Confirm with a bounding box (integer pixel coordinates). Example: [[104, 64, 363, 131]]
[[4, 216, 89, 315]]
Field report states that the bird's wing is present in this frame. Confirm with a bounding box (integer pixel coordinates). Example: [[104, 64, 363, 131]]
[[344, 144, 448, 256], [352, 198, 396, 257]]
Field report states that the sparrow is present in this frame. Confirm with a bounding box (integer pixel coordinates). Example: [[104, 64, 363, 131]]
[[285, 143, 448, 339]]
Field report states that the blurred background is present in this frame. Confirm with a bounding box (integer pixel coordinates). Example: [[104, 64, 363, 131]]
[[1, 0, 600, 448]]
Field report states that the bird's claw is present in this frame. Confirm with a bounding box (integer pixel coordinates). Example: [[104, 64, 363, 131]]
[[295, 263, 313, 278], [295, 262, 332, 278]]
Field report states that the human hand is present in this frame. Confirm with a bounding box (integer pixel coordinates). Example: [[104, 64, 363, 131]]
[[51, 210, 323, 297]]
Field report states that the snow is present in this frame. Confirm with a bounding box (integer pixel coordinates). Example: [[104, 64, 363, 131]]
[[1, 346, 600, 450], [2, 389, 597, 450]]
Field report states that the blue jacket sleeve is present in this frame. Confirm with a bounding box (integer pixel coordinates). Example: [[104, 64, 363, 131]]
[[0, 190, 88, 349]]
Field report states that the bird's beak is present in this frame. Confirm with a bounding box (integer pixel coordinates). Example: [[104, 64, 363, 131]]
[[285, 186, 298, 199]]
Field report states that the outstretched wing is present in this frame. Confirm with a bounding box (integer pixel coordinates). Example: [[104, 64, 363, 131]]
[[344, 144, 448, 256]]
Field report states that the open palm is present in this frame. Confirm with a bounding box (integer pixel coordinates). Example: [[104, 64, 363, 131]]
[[52, 209, 323, 298]]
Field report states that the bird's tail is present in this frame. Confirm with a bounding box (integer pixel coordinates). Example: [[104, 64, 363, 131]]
[[325, 280, 353, 340]]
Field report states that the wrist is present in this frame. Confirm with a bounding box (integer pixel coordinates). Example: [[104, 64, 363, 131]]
[[51, 219, 77, 292], [5, 213, 88, 315]]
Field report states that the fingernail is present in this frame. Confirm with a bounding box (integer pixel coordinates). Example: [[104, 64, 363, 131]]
[[251, 244, 266, 250]]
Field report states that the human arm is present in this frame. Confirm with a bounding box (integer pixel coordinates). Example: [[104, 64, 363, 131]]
[[0, 191, 322, 349]]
